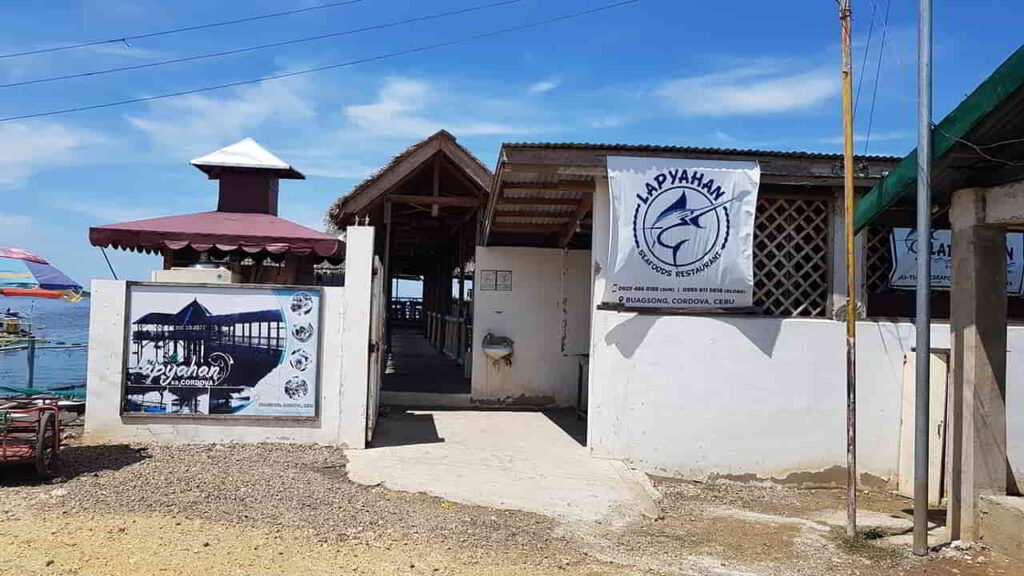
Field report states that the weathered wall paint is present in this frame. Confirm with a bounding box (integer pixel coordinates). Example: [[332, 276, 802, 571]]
[[471, 247, 591, 407], [587, 176, 1024, 484]]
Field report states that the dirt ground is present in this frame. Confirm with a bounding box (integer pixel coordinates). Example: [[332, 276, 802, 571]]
[[0, 440, 1019, 576]]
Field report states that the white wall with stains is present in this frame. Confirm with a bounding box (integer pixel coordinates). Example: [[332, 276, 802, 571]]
[[586, 176, 1024, 486], [470, 247, 591, 407]]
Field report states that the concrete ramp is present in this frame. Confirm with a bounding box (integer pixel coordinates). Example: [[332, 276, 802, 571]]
[[346, 410, 660, 525]]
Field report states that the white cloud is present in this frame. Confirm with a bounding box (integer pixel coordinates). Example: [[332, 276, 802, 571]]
[[657, 65, 839, 116], [0, 121, 102, 188], [279, 202, 330, 232], [127, 78, 315, 156], [821, 131, 911, 145], [711, 130, 736, 144], [528, 78, 561, 94], [587, 115, 626, 129], [344, 77, 537, 139], [344, 79, 438, 138], [0, 214, 32, 236], [61, 202, 178, 224]]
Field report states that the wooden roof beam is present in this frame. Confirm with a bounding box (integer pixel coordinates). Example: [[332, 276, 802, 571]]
[[387, 194, 485, 207], [559, 195, 593, 248], [492, 210, 573, 218], [491, 223, 565, 233]]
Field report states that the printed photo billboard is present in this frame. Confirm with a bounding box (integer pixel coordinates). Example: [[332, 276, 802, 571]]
[[122, 284, 321, 418], [604, 156, 761, 309]]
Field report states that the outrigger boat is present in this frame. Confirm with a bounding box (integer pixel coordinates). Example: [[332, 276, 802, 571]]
[[1, 247, 87, 411]]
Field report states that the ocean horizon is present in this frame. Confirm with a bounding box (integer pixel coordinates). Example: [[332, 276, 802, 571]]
[[1, 297, 89, 393]]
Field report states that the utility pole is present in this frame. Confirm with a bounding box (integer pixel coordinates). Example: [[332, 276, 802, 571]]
[[913, 0, 933, 558], [838, 0, 858, 539]]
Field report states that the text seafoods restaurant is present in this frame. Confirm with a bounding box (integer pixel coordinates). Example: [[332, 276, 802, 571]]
[[465, 141, 1024, 491]]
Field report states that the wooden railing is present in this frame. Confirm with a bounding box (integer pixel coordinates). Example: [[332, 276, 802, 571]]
[[442, 315, 466, 362], [390, 297, 423, 325], [425, 311, 470, 365]]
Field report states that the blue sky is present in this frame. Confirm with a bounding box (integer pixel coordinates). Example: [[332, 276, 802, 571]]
[[0, 0, 1020, 286]]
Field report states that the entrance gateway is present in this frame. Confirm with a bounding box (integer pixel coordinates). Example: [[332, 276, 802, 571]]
[[328, 131, 901, 449]]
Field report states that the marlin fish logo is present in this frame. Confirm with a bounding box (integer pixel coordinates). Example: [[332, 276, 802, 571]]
[[646, 191, 738, 266]]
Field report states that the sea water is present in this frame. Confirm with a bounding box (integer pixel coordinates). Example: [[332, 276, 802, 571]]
[[0, 297, 89, 393]]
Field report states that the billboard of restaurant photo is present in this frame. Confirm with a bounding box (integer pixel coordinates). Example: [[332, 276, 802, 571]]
[[122, 284, 321, 418]]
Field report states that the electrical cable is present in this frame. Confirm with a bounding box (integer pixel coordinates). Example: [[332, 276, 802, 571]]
[[933, 124, 1024, 167], [0, 0, 365, 60], [0, 0, 528, 89], [853, 0, 878, 118], [862, 0, 890, 155], [0, 0, 638, 123]]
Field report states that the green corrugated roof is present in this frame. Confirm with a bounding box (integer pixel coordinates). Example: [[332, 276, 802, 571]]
[[855, 45, 1024, 233]]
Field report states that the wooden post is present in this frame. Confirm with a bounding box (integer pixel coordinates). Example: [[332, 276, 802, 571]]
[[839, 0, 858, 539], [432, 154, 441, 218], [26, 338, 36, 389], [384, 202, 393, 349]]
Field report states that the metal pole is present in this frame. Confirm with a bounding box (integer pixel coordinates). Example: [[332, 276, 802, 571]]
[[913, 0, 933, 557], [839, 0, 858, 539], [26, 338, 36, 389], [100, 247, 118, 280]]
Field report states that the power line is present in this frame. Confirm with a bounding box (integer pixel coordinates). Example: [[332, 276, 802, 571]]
[[0, 0, 527, 89], [0, 0, 638, 124], [853, 0, 878, 118], [862, 0, 890, 155], [933, 124, 1024, 167], [0, 0, 364, 60]]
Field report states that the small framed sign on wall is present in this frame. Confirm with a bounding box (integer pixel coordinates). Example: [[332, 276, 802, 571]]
[[495, 270, 512, 291], [478, 270, 512, 291], [478, 270, 497, 291]]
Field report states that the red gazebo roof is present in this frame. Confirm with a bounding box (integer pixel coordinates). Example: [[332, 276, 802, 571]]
[[89, 211, 341, 258]]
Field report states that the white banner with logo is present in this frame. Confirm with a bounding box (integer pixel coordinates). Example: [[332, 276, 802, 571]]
[[604, 156, 760, 309], [889, 228, 1024, 294]]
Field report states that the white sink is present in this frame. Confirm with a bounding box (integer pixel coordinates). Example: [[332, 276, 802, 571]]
[[481, 334, 514, 361]]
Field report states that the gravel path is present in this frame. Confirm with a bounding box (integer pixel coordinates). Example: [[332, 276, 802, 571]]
[[1, 442, 1020, 576]]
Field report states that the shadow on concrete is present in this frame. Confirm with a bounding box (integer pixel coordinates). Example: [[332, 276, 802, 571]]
[[369, 409, 444, 448], [383, 327, 469, 394], [543, 409, 586, 447], [0, 443, 149, 487], [900, 507, 947, 528]]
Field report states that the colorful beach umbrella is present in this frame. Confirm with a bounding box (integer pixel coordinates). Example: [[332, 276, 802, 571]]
[[0, 247, 83, 301]]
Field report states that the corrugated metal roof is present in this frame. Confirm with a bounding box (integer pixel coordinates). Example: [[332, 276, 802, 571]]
[[501, 188, 585, 200], [503, 141, 901, 161]]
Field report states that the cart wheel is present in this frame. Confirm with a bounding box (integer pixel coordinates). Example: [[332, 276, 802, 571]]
[[35, 412, 59, 479]]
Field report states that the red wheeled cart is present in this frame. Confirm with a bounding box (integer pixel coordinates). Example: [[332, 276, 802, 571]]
[[0, 396, 61, 478]]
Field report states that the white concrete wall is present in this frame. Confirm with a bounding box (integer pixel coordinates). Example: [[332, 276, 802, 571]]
[[339, 226, 375, 449], [471, 247, 590, 407], [85, 227, 376, 447], [587, 176, 1024, 485]]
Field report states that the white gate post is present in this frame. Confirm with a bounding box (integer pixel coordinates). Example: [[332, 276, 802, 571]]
[[339, 226, 375, 448]]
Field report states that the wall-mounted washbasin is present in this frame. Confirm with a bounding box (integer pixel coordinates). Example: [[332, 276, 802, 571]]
[[482, 333, 514, 362]]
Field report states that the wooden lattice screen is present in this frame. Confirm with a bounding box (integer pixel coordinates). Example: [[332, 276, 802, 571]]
[[753, 196, 832, 317], [864, 225, 895, 293]]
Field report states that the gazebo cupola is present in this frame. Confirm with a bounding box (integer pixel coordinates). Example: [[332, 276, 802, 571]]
[[190, 137, 305, 216], [89, 138, 342, 285]]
